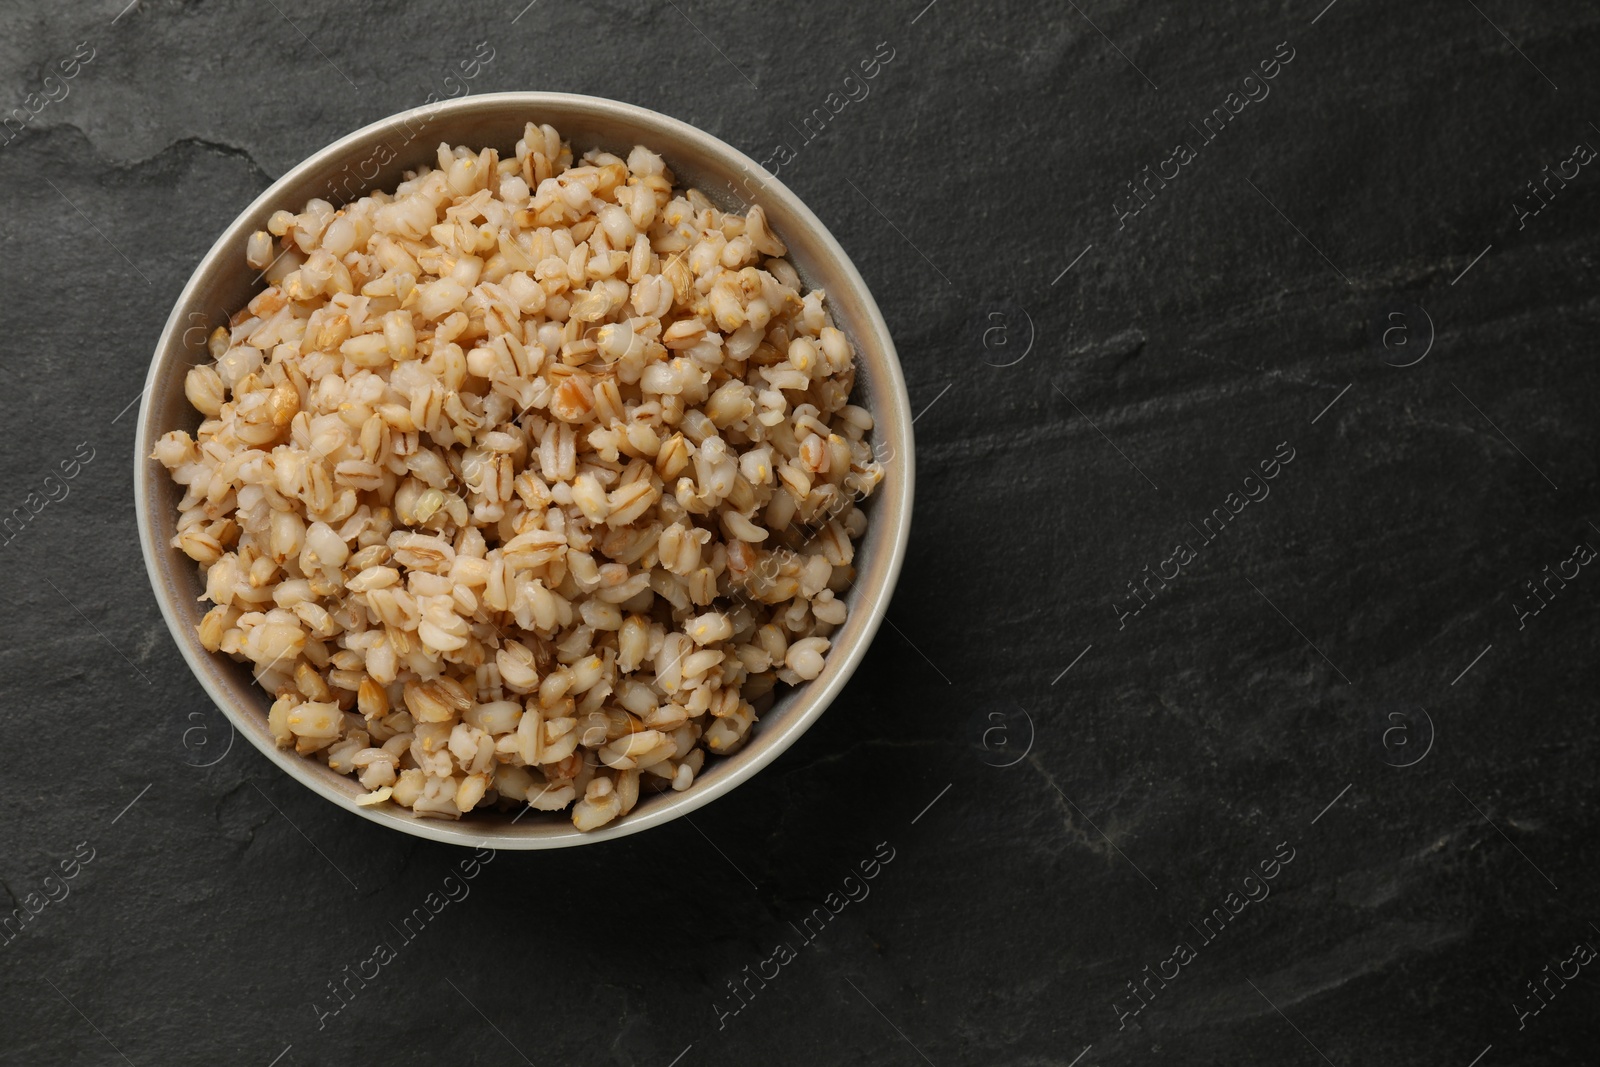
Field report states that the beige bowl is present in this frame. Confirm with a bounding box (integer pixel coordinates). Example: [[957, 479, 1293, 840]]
[[134, 92, 914, 848]]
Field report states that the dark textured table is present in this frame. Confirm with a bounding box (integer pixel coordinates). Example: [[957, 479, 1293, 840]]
[[3, 1, 1598, 1064]]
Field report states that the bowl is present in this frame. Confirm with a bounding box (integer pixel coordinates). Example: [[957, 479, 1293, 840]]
[[134, 92, 914, 849]]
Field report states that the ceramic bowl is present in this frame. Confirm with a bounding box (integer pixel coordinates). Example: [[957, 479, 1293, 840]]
[[135, 92, 913, 848]]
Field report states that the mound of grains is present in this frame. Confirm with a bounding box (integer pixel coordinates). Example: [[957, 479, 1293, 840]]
[[154, 124, 883, 830]]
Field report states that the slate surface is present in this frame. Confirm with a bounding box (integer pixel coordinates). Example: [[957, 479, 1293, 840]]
[[2, 1, 1598, 1064]]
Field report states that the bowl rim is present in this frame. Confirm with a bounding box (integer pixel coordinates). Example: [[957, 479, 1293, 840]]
[[134, 91, 914, 849]]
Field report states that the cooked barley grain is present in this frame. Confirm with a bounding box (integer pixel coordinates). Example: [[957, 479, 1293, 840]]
[[156, 125, 882, 829]]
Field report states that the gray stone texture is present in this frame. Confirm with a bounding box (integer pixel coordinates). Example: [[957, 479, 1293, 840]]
[[1, 1, 1597, 1064]]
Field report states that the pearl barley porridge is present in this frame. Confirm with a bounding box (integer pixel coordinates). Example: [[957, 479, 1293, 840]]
[[153, 123, 883, 831]]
